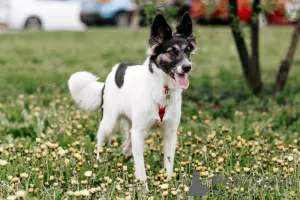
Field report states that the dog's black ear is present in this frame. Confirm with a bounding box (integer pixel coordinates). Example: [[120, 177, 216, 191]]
[[148, 14, 172, 55], [174, 12, 196, 50]]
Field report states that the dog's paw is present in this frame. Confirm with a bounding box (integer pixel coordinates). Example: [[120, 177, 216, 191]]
[[144, 183, 150, 193], [96, 152, 102, 161]]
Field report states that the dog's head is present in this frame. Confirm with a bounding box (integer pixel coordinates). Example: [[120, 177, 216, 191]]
[[148, 13, 196, 89]]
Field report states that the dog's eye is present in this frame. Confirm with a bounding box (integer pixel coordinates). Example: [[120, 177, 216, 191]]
[[169, 48, 178, 56], [185, 48, 191, 55]]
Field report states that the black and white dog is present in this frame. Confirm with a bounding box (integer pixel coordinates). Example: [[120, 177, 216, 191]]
[[68, 13, 196, 183]]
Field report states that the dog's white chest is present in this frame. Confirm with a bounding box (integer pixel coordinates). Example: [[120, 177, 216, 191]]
[[151, 85, 173, 107]]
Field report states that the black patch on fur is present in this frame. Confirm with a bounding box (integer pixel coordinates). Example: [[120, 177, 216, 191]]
[[100, 84, 105, 120], [149, 61, 154, 73], [149, 14, 172, 48], [174, 12, 196, 49], [115, 63, 137, 88], [161, 37, 189, 52]]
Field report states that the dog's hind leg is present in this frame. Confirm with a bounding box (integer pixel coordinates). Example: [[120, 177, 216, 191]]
[[96, 115, 117, 160], [121, 119, 132, 158]]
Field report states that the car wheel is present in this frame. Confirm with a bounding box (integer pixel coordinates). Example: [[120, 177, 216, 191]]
[[115, 12, 130, 28], [24, 17, 42, 30]]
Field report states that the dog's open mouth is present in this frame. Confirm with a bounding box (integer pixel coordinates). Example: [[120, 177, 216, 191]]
[[170, 70, 190, 90]]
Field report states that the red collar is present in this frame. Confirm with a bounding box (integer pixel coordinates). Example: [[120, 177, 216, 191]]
[[158, 85, 170, 122]]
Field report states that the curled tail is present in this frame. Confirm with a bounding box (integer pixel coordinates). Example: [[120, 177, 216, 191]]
[[68, 71, 104, 111]]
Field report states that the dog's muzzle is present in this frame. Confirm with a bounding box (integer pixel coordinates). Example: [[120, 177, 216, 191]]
[[182, 64, 192, 73], [171, 58, 192, 90]]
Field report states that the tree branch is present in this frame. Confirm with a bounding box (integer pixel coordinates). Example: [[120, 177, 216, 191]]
[[274, 20, 300, 93], [228, 0, 249, 76]]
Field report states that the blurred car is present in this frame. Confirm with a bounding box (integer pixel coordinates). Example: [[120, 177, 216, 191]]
[[0, 0, 85, 31], [190, 0, 292, 25], [286, 0, 300, 22], [80, 0, 135, 27]]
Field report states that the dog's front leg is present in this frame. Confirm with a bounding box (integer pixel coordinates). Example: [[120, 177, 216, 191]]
[[131, 128, 147, 181], [162, 125, 177, 180]]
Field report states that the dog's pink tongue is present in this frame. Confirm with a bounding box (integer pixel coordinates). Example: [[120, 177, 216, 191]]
[[175, 73, 189, 89]]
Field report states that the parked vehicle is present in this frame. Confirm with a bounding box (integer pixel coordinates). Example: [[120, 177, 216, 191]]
[[286, 0, 300, 22], [189, 0, 292, 25], [0, 0, 85, 31], [80, 0, 135, 27]]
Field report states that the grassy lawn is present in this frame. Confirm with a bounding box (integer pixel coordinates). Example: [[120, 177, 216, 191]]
[[0, 27, 300, 199]]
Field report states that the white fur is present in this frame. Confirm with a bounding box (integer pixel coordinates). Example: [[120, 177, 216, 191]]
[[68, 58, 184, 185], [68, 71, 104, 111]]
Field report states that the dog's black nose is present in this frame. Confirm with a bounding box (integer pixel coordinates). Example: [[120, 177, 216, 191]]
[[182, 64, 191, 73]]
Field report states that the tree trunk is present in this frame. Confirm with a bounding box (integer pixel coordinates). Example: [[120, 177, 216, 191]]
[[228, 0, 263, 95], [249, 0, 263, 95], [274, 20, 300, 93]]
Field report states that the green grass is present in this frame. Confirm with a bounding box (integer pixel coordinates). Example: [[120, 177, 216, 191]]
[[0, 27, 300, 199]]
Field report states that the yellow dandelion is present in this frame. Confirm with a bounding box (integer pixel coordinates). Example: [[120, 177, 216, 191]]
[[243, 167, 250, 173], [160, 184, 169, 190], [204, 119, 211, 125], [162, 191, 168, 197], [117, 163, 122, 168], [88, 188, 96, 194], [71, 179, 79, 185], [7, 196, 17, 200], [74, 153, 82, 161], [116, 184, 122, 191], [146, 139, 153, 145], [84, 171, 92, 177], [217, 157, 224, 164], [74, 191, 81, 197], [125, 196, 131, 200], [66, 191, 74, 196], [12, 177, 19, 183], [290, 191, 296, 198], [36, 138, 41, 143], [0, 159, 7, 166], [49, 176, 54, 181], [171, 190, 177, 196], [273, 167, 279, 174], [15, 190, 26, 199], [20, 173, 29, 179], [34, 107, 41, 112], [200, 171, 209, 177], [287, 156, 294, 162], [64, 159, 70, 165], [289, 167, 295, 173], [80, 189, 90, 196], [82, 115, 89, 120]]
